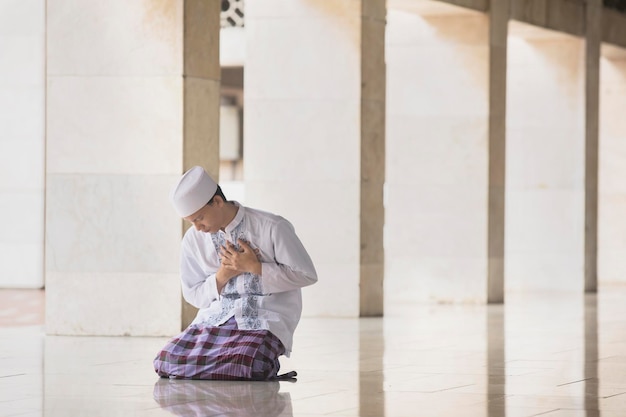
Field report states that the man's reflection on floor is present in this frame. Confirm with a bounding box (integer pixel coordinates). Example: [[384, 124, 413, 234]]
[[153, 379, 293, 417]]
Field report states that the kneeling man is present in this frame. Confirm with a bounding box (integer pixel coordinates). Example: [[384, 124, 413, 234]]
[[154, 166, 318, 380]]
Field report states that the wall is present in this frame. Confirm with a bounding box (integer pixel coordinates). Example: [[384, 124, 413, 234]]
[[385, 4, 490, 303], [45, 0, 185, 335], [244, 0, 368, 316], [505, 22, 585, 292], [0, 0, 45, 288], [598, 44, 626, 285]]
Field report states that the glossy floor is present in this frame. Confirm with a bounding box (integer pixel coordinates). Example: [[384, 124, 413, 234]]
[[1, 288, 626, 417]]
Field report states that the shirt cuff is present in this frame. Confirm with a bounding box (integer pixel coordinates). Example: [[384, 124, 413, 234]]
[[207, 273, 221, 301]]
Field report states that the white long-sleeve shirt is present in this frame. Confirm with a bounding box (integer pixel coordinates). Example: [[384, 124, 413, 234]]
[[179, 202, 317, 356]]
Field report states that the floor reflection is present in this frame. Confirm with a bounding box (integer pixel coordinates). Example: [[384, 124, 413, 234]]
[[584, 294, 599, 416], [360, 318, 385, 417], [153, 379, 293, 417], [3, 287, 626, 416], [487, 304, 506, 417]]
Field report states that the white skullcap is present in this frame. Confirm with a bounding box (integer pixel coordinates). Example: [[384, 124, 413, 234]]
[[170, 166, 218, 218]]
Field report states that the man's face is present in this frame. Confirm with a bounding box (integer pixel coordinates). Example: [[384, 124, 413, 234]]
[[184, 200, 221, 233]]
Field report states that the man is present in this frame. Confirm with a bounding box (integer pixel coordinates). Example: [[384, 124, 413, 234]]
[[154, 166, 317, 380]]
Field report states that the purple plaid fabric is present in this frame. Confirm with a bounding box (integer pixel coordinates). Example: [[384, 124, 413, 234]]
[[153, 317, 285, 380]]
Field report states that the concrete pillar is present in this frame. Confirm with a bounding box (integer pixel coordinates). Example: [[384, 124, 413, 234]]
[[360, 1, 386, 316], [45, 0, 221, 335], [386, 2, 491, 303], [506, 22, 585, 293], [181, 0, 222, 328], [244, 0, 386, 317], [487, 0, 510, 303], [584, 0, 602, 293], [0, 0, 45, 288], [598, 44, 626, 285]]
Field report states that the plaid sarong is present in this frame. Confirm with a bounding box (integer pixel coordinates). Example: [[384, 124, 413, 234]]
[[153, 317, 285, 380]]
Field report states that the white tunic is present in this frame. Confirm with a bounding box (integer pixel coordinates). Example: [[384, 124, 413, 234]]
[[179, 202, 317, 356]]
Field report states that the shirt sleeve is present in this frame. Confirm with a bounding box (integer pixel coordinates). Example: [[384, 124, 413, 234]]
[[260, 218, 318, 294], [180, 237, 220, 308]]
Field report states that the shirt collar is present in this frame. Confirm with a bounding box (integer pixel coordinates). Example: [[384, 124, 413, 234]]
[[223, 201, 244, 235]]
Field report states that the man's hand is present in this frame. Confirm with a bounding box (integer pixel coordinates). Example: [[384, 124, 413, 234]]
[[220, 239, 262, 277], [215, 263, 240, 294]]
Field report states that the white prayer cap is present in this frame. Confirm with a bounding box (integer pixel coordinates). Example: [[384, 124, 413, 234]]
[[170, 166, 218, 218]]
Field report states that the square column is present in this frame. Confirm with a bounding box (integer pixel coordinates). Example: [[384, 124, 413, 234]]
[[0, 0, 45, 288], [244, 0, 386, 317], [584, 0, 602, 292], [45, 0, 220, 335], [488, 0, 510, 303], [360, 1, 386, 316]]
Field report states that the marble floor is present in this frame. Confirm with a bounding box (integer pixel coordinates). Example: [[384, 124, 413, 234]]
[[1, 288, 626, 417]]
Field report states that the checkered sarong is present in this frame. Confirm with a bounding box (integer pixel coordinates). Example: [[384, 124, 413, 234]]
[[153, 317, 285, 380]]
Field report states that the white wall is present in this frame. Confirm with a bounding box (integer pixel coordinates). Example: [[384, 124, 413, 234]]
[[0, 0, 45, 288], [506, 22, 585, 292], [220, 27, 245, 67], [244, 1, 363, 316], [598, 44, 626, 285], [45, 0, 184, 335], [385, 5, 490, 303]]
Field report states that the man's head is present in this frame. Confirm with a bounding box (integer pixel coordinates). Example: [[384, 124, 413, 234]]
[[170, 166, 232, 233]]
